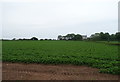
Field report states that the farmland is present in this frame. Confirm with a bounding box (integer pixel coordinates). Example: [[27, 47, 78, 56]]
[[2, 41, 120, 75], [0, 41, 2, 61]]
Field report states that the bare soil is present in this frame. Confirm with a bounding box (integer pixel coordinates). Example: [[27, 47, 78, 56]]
[[2, 62, 119, 80]]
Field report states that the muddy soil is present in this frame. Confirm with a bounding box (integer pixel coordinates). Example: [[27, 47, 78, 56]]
[[2, 62, 119, 80]]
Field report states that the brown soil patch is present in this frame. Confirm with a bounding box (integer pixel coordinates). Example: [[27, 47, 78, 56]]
[[2, 62, 119, 80]]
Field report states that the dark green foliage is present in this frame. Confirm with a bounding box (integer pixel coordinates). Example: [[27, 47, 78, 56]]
[[90, 32, 120, 41], [110, 34, 116, 41], [99, 66, 120, 75], [2, 41, 120, 75], [31, 37, 38, 40], [115, 32, 120, 41], [58, 33, 82, 40], [73, 34, 82, 41]]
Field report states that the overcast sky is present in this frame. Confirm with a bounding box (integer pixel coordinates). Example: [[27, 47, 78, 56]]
[[0, 0, 119, 39]]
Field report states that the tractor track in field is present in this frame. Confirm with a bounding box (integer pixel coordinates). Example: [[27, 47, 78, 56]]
[[2, 62, 119, 80]]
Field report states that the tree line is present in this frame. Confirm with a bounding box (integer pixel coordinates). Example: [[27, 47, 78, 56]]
[[11, 37, 56, 41], [58, 32, 120, 41], [58, 34, 83, 41], [89, 32, 120, 41], [2, 32, 120, 41]]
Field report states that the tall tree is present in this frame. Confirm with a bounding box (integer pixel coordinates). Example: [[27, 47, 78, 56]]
[[99, 32, 105, 40], [110, 34, 116, 41], [58, 35, 63, 40], [90, 33, 100, 41], [73, 34, 82, 40], [104, 33, 110, 41], [115, 32, 120, 41], [66, 33, 75, 40], [31, 37, 38, 40]]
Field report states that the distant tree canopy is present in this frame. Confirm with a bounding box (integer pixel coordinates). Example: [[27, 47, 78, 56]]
[[58, 33, 82, 41], [73, 34, 82, 40], [30, 37, 38, 40], [90, 32, 120, 41], [12, 38, 16, 40], [115, 32, 120, 41], [10, 32, 120, 41]]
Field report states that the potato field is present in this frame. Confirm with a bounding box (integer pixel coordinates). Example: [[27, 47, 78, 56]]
[[2, 41, 120, 75]]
